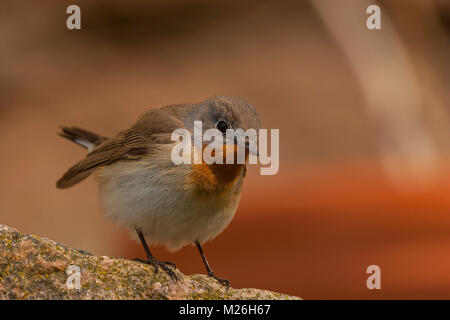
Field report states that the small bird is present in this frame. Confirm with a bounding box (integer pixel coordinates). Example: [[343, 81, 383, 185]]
[[57, 96, 261, 287]]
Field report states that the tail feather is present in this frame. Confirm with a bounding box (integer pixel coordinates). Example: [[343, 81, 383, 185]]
[[58, 126, 107, 151], [57, 126, 109, 189]]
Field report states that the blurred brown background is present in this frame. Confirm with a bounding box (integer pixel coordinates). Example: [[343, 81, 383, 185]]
[[2, 0, 450, 299]]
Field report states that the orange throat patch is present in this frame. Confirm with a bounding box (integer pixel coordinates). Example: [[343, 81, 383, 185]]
[[188, 144, 247, 192]]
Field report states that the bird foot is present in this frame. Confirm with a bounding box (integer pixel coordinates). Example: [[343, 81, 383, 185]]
[[134, 257, 179, 281], [208, 271, 230, 289]]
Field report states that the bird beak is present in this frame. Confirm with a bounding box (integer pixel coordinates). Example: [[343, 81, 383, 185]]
[[245, 141, 259, 157], [232, 135, 259, 157]]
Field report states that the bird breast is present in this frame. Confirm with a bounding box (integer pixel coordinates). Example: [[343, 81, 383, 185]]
[[95, 145, 245, 251]]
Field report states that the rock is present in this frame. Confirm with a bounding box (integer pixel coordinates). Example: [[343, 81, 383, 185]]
[[0, 224, 299, 300]]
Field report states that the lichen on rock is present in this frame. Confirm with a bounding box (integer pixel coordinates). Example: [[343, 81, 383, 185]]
[[0, 224, 299, 300]]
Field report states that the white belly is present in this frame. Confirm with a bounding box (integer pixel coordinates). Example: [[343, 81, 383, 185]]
[[96, 157, 243, 251]]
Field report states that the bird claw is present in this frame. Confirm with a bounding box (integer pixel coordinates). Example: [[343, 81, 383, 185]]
[[134, 257, 179, 281], [208, 271, 230, 289]]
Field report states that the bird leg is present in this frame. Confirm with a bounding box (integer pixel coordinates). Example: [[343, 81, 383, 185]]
[[134, 229, 178, 281], [195, 241, 230, 288]]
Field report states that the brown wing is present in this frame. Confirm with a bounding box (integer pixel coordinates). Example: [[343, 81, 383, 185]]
[[56, 131, 151, 189], [57, 104, 190, 189]]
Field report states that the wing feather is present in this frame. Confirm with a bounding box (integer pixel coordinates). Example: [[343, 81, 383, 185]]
[[57, 105, 188, 189], [56, 131, 150, 189]]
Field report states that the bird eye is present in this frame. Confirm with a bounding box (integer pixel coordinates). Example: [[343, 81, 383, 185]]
[[216, 120, 229, 133]]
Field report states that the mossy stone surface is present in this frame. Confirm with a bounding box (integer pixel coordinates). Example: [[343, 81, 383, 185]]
[[0, 224, 299, 300]]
